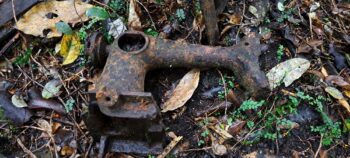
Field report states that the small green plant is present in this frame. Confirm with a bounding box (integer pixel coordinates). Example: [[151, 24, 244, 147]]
[[0, 108, 5, 121], [64, 98, 75, 112], [194, 0, 201, 15], [147, 155, 155, 158], [277, 44, 284, 62], [144, 28, 159, 37], [238, 99, 265, 112], [155, 0, 164, 5], [79, 7, 110, 41], [13, 49, 32, 66], [197, 118, 210, 146], [109, 0, 127, 14], [261, 28, 271, 36], [78, 18, 100, 41], [296, 91, 342, 146], [247, 121, 255, 129], [237, 96, 300, 143], [175, 8, 186, 22], [218, 74, 235, 100], [275, 96, 299, 116]]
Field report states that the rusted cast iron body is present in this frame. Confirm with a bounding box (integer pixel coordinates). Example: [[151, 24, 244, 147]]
[[86, 31, 269, 155]]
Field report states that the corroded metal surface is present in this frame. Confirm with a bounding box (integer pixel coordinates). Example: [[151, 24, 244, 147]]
[[86, 31, 269, 155]]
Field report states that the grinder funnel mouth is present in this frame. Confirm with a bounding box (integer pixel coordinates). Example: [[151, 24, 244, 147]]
[[116, 31, 149, 55]]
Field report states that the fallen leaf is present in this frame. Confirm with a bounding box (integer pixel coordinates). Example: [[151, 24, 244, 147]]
[[222, 13, 241, 25], [266, 58, 311, 89], [52, 122, 61, 134], [42, 79, 62, 99], [11, 94, 28, 108], [55, 22, 73, 35], [277, 121, 299, 129], [61, 146, 74, 156], [297, 40, 323, 53], [338, 99, 350, 113], [16, 0, 93, 38], [37, 119, 52, 134], [321, 66, 329, 77], [227, 120, 246, 136], [59, 33, 82, 65], [86, 7, 109, 20], [344, 90, 350, 98], [243, 151, 258, 158], [248, 5, 259, 18], [212, 143, 227, 156], [325, 86, 344, 100], [310, 2, 320, 12], [161, 69, 200, 112], [208, 125, 233, 140], [277, 2, 285, 11], [128, 0, 142, 30], [325, 87, 350, 113], [325, 75, 350, 90], [319, 149, 328, 158], [108, 18, 127, 39]]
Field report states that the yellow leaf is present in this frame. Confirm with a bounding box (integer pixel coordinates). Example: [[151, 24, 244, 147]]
[[344, 90, 350, 98], [338, 99, 350, 113], [16, 0, 93, 38], [60, 33, 81, 65]]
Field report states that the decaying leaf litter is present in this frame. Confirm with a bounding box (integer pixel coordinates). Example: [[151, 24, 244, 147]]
[[0, 0, 350, 157]]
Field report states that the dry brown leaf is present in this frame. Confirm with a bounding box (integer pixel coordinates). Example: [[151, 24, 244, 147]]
[[277, 121, 299, 129], [128, 0, 142, 30], [325, 75, 350, 90], [228, 120, 246, 136], [220, 13, 241, 25], [297, 40, 323, 53], [161, 69, 200, 112], [52, 122, 62, 134], [37, 119, 52, 134], [321, 66, 329, 77], [16, 0, 93, 38], [212, 143, 227, 156], [61, 146, 74, 156]]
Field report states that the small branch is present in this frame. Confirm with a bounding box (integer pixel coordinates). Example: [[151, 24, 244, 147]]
[[11, 0, 17, 23], [314, 135, 323, 158], [17, 138, 37, 158]]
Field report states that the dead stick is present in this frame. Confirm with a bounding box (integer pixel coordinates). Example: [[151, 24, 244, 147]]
[[17, 138, 37, 158], [157, 135, 183, 158], [0, 32, 19, 57]]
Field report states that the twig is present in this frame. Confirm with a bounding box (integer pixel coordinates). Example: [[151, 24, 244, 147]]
[[135, 0, 156, 29], [314, 135, 323, 158], [216, 69, 228, 115], [11, 0, 17, 23], [157, 135, 183, 158], [17, 138, 37, 158], [0, 32, 20, 57], [73, 0, 84, 24]]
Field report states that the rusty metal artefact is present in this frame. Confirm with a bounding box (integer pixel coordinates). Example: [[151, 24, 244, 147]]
[[86, 31, 269, 155]]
